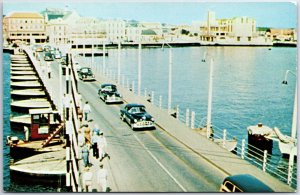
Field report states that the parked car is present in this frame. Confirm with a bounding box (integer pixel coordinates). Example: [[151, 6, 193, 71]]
[[98, 84, 123, 104], [35, 45, 43, 52], [43, 45, 51, 52], [220, 174, 273, 192], [120, 103, 155, 130], [44, 52, 54, 61], [54, 51, 62, 59], [78, 67, 95, 81]]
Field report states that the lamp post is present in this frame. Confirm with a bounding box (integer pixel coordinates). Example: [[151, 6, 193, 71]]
[[206, 59, 214, 139], [282, 69, 297, 185], [138, 36, 142, 96], [162, 42, 173, 114], [103, 41, 106, 75], [118, 39, 121, 83]]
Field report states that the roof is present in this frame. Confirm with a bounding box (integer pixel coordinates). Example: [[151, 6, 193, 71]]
[[101, 84, 116, 87], [126, 103, 145, 108], [141, 29, 157, 35], [6, 12, 44, 19], [224, 174, 273, 192]]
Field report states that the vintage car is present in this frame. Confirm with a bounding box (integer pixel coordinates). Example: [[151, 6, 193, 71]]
[[120, 103, 155, 130], [78, 67, 95, 81], [220, 174, 273, 192], [98, 84, 123, 104], [44, 52, 54, 61]]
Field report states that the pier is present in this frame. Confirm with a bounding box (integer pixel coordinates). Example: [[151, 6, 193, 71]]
[[6, 45, 296, 192]]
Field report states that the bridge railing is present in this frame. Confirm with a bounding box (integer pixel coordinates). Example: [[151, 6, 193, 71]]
[[65, 53, 84, 192]]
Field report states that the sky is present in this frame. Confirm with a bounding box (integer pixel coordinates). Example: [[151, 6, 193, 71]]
[[2, 0, 298, 28]]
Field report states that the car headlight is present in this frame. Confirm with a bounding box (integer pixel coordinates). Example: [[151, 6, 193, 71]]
[[151, 118, 155, 122], [134, 119, 137, 123], [142, 116, 146, 120]]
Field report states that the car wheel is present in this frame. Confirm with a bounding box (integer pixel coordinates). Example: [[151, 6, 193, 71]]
[[130, 123, 135, 130], [120, 114, 125, 121]]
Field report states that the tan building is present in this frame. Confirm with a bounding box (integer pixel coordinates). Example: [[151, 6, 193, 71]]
[[3, 12, 46, 44], [196, 11, 272, 45], [268, 28, 296, 41]]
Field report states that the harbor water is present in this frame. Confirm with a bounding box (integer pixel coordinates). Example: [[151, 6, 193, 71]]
[[3, 46, 297, 191]]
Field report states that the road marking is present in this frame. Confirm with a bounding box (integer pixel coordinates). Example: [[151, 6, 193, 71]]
[[133, 134, 187, 192]]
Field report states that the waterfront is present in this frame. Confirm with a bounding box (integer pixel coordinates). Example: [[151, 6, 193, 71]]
[[3, 46, 297, 191]]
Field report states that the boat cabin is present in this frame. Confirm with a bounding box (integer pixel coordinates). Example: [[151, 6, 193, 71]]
[[29, 108, 60, 140]]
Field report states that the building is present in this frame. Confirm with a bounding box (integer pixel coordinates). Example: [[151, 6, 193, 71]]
[[3, 12, 46, 44], [197, 11, 272, 45], [105, 19, 126, 43]]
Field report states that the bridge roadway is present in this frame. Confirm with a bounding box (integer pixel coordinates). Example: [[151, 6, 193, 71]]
[[26, 47, 294, 192]]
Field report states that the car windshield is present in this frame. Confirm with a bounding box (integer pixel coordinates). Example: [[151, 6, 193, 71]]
[[81, 68, 90, 73], [103, 85, 116, 92], [129, 106, 146, 114]]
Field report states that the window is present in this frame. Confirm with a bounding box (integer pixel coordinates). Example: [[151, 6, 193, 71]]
[[237, 37, 240, 41], [248, 37, 251, 41], [224, 181, 234, 192]]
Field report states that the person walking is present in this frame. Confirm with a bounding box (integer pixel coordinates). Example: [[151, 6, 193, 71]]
[[83, 101, 91, 122], [82, 143, 90, 168], [92, 124, 101, 135], [91, 131, 99, 159], [84, 124, 92, 145], [24, 126, 29, 142], [97, 164, 109, 192], [47, 61, 51, 79], [77, 130, 85, 159], [97, 132, 109, 161]]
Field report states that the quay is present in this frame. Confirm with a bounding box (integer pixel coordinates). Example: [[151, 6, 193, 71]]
[[6, 45, 296, 192]]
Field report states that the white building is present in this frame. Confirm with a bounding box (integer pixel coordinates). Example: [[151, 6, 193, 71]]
[[105, 19, 126, 43]]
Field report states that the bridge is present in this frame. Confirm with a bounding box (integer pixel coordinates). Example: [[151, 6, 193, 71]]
[[18, 45, 295, 192]]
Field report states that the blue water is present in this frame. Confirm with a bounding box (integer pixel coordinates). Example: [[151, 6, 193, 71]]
[[3, 46, 297, 191], [81, 46, 296, 141]]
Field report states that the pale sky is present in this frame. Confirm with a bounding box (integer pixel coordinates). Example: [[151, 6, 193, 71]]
[[2, 0, 298, 28]]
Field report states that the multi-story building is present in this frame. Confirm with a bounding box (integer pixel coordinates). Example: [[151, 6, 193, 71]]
[[197, 11, 272, 45], [3, 12, 46, 44], [105, 19, 126, 43]]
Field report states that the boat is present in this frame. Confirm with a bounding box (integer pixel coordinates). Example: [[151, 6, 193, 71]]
[[247, 123, 274, 154], [7, 108, 64, 159], [266, 127, 297, 157]]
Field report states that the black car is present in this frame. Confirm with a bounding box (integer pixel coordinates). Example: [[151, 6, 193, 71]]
[[98, 84, 123, 104], [120, 103, 155, 130], [78, 67, 95, 81]]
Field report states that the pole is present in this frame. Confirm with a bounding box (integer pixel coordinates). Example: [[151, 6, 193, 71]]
[[118, 41, 121, 83], [168, 47, 172, 114], [206, 59, 214, 138], [138, 41, 142, 96], [103, 42, 106, 75], [59, 61, 63, 117]]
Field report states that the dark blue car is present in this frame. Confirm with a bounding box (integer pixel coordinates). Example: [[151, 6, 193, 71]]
[[120, 103, 155, 130]]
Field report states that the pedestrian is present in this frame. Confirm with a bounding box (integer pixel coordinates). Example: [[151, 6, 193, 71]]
[[97, 164, 109, 192], [97, 132, 109, 161], [92, 124, 101, 135], [47, 61, 51, 79], [77, 130, 85, 159], [63, 94, 70, 120], [83, 101, 91, 122], [82, 170, 93, 192], [24, 126, 29, 142], [84, 124, 92, 145], [82, 143, 90, 168], [91, 131, 99, 159]]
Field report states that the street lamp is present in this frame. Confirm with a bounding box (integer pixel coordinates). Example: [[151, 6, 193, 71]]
[[138, 37, 142, 96], [282, 69, 297, 186], [162, 42, 173, 114], [206, 59, 214, 139]]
